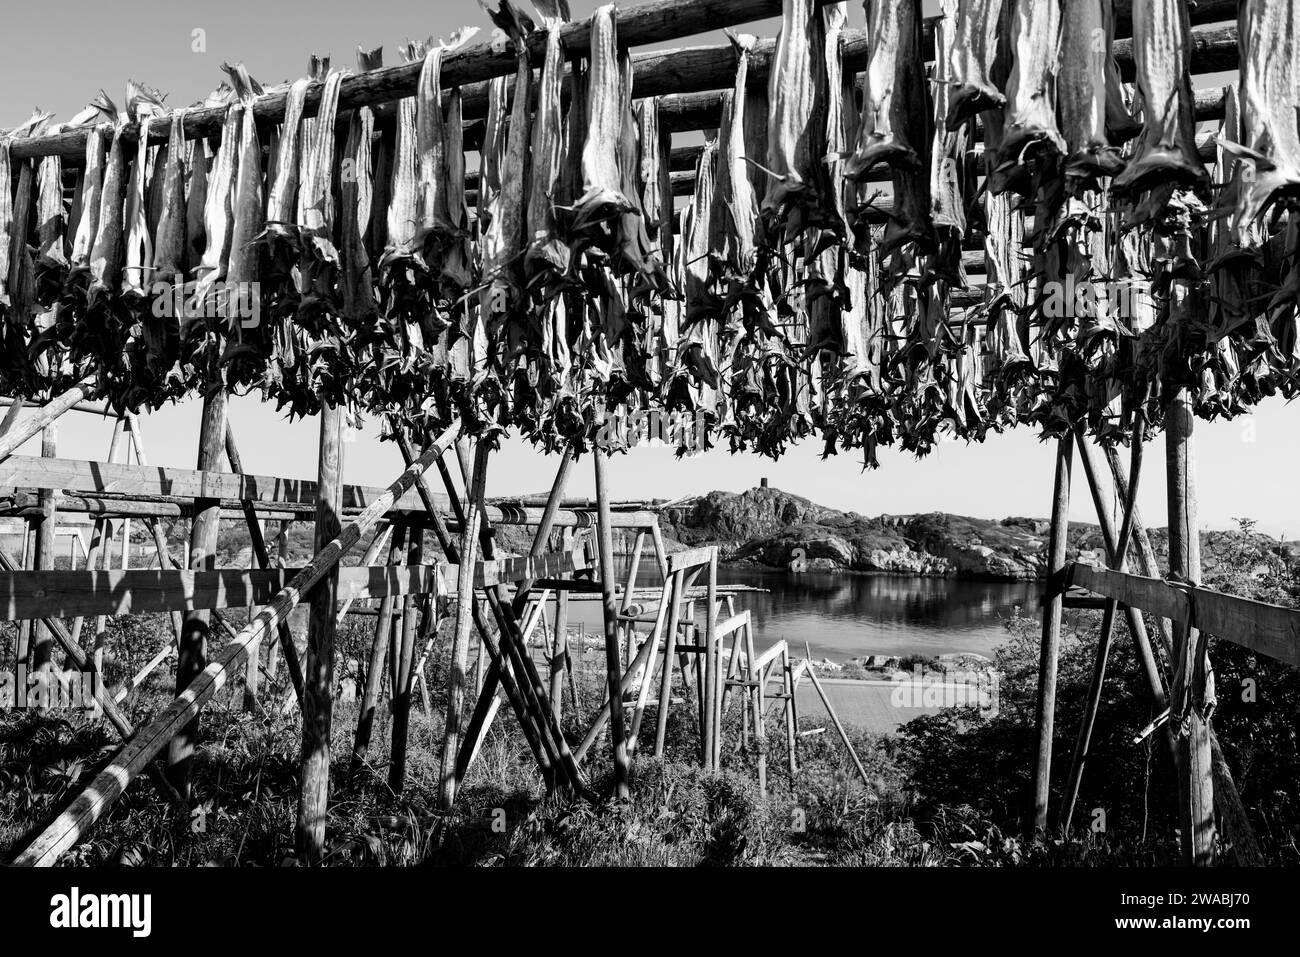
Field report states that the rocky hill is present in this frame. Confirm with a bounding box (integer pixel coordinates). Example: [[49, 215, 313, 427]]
[[657, 486, 1293, 582]]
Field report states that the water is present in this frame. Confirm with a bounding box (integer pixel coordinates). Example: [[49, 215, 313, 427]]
[[558, 562, 1043, 662]]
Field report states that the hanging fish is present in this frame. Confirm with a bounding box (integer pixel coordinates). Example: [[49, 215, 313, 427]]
[[1059, 0, 1126, 182], [947, 0, 1009, 129], [847, 0, 926, 177], [992, 0, 1065, 194], [1219, 0, 1300, 241], [1112, 0, 1208, 197], [526, 2, 570, 279], [151, 110, 189, 285], [573, 4, 634, 231]]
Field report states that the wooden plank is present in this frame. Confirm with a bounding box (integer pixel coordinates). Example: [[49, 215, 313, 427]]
[[0, 455, 659, 527], [667, 545, 717, 573], [1069, 562, 1300, 669], [0, 548, 588, 620], [0, 377, 96, 462], [12, 422, 462, 867]]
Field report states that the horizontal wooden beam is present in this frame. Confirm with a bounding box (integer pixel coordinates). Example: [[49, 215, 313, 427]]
[[667, 545, 717, 573], [1068, 561, 1300, 669], [0, 549, 588, 620], [0, 455, 658, 527]]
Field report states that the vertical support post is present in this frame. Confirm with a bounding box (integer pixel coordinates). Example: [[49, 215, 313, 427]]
[[782, 646, 798, 778], [621, 530, 646, 668], [29, 424, 58, 676], [1030, 432, 1073, 834], [168, 387, 227, 797], [653, 568, 684, 757], [746, 619, 765, 798], [704, 551, 719, 769], [389, 530, 423, 793], [594, 447, 630, 799], [352, 524, 406, 772], [551, 587, 569, 725], [296, 403, 344, 862], [1166, 391, 1216, 866], [439, 442, 489, 810]]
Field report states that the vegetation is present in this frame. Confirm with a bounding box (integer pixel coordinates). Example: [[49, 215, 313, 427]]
[[1, 522, 1297, 865]]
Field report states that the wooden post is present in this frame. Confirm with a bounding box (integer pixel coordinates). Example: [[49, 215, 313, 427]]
[[439, 441, 489, 810], [29, 425, 58, 677], [1166, 391, 1216, 866], [782, 645, 798, 777], [224, 422, 305, 706], [1030, 432, 1073, 834], [296, 403, 344, 862], [168, 386, 227, 797], [551, 587, 570, 725], [388, 530, 423, 793], [1060, 432, 1140, 833], [594, 447, 630, 798], [71, 417, 125, 651], [653, 568, 685, 757], [352, 524, 406, 772], [804, 643, 870, 788], [746, 619, 765, 797], [0, 375, 96, 462], [703, 551, 719, 768], [621, 530, 647, 668]]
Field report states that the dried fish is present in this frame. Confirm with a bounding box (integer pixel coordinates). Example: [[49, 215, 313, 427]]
[[297, 69, 344, 260], [387, 56, 421, 254], [70, 125, 111, 271], [929, 0, 968, 278], [0, 142, 12, 309], [947, 0, 1008, 129], [762, 0, 832, 222], [846, 0, 925, 178], [88, 123, 129, 299], [341, 100, 376, 320], [441, 88, 473, 290], [151, 111, 188, 283], [224, 65, 265, 320], [184, 139, 211, 276], [994, 0, 1065, 189], [1059, 0, 1125, 181], [575, 5, 633, 228], [526, 6, 569, 277], [35, 155, 66, 269], [1112, 0, 1207, 196], [1219, 0, 1300, 239], [122, 85, 167, 296], [265, 78, 309, 229], [718, 33, 761, 278]]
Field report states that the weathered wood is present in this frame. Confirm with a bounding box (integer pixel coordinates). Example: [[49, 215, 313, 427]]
[[627, 576, 677, 755], [594, 448, 630, 798], [224, 420, 306, 706], [1031, 433, 1073, 834], [168, 387, 226, 797], [668, 546, 717, 573], [389, 529, 424, 793], [1165, 391, 1216, 866], [1060, 432, 1138, 834], [297, 403, 345, 862], [0, 454, 658, 527], [439, 441, 490, 810], [653, 568, 686, 757], [704, 551, 719, 768], [0, 376, 96, 463], [803, 645, 871, 789], [352, 524, 407, 773], [13, 422, 461, 867], [29, 424, 58, 674]]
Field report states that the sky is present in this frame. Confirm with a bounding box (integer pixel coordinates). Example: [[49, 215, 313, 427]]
[[4, 0, 1290, 536]]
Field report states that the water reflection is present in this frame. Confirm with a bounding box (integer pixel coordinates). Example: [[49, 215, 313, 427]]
[[558, 562, 1042, 661]]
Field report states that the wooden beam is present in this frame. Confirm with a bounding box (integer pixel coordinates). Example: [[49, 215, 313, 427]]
[[1030, 433, 1073, 834], [594, 447, 630, 799], [352, 524, 407, 773], [0, 376, 96, 463], [297, 403, 344, 861], [12, 422, 462, 867]]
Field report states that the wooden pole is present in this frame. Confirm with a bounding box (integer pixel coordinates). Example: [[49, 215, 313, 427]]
[[782, 645, 798, 777], [653, 568, 685, 757], [803, 643, 870, 788], [704, 551, 719, 768], [1166, 391, 1216, 866], [594, 447, 630, 798], [1030, 432, 1073, 834], [29, 424, 58, 676], [352, 524, 406, 772], [0, 375, 96, 462], [224, 420, 306, 706], [1059, 432, 1141, 833], [747, 619, 765, 798], [439, 441, 490, 810], [551, 587, 570, 725], [167, 386, 227, 797], [388, 530, 424, 793], [296, 403, 345, 862], [13, 422, 460, 867]]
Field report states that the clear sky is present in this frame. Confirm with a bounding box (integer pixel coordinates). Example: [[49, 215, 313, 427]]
[[5, 0, 1292, 536]]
